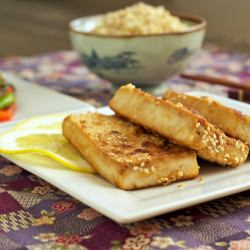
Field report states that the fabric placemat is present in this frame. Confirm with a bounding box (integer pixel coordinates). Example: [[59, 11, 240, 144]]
[[0, 44, 249, 250]]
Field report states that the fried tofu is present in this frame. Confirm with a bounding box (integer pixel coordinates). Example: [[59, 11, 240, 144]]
[[164, 90, 250, 146], [63, 113, 199, 190], [109, 84, 249, 167]]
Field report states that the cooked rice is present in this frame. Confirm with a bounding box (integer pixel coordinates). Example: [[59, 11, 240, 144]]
[[91, 2, 188, 36]]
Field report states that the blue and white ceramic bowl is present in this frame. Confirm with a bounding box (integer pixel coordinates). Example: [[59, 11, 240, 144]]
[[69, 14, 206, 87]]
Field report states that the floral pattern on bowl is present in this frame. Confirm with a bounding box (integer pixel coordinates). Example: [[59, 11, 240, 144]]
[[167, 47, 196, 64], [81, 50, 142, 70]]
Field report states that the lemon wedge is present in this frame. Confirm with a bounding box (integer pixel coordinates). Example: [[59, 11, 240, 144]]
[[0, 114, 95, 174]]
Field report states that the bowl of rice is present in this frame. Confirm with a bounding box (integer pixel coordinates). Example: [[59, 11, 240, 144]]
[[69, 2, 206, 87]]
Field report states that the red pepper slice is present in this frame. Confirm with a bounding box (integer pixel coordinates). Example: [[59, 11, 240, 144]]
[[4, 86, 14, 94], [0, 104, 16, 121]]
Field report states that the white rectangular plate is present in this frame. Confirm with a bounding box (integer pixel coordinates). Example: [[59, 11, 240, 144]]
[[1, 85, 250, 223], [0, 73, 93, 127]]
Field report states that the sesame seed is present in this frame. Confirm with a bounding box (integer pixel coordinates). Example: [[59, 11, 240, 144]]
[[242, 146, 247, 152], [177, 183, 184, 189], [198, 176, 204, 182], [127, 84, 135, 89], [234, 157, 239, 163], [151, 166, 156, 172], [160, 177, 169, 182], [202, 134, 207, 139], [177, 102, 183, 107], [177, 171, 184, 177], [144, 168, 150, 174], [162, 182, 169, 186], [225, 153, 230, 158], [218, 146, 224, 152], [133, 166, 139, 171], [158, 177, 170, 185], [196, 122, 201, 128], [140, 162, 145, 167]]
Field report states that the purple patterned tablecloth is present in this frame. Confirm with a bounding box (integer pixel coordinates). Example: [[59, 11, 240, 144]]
[[0, 44, 249, 250]]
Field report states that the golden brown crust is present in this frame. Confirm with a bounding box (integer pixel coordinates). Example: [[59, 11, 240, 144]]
[[63, 113, 199, 190], [109, 84, 249, 167], [164, 90, 250, 146]]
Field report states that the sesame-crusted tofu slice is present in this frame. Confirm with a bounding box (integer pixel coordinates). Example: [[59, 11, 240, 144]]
[[164, 90, 250, 145], [63, 113, 199, 190], [109, 84, 249, 167]]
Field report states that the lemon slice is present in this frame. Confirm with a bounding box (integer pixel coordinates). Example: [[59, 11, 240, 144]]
[[0, 127, 95, 174], [13, 113, 66, 130], [6, 153, 70, 170]]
